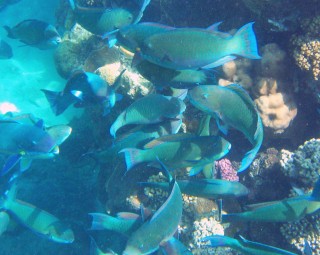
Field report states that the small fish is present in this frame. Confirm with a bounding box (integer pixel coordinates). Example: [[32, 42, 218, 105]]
[[94, 119, 182, 163], [138, 22, 260, 70], [0, 211, 10, 236], [202, 235, 298, 255], [3, 19, 61, 49], [136, 60, 216, 89], [110, 94, 186, 137], [42, 70, 124, 116], [139, 179, 249, 199], [69, 0, 150, 35], [189, 84, 263, 172], [0, 184, 74, 243], [120, 133, 231, 175], [123, 161, 183, 255], [222, 177, 320, 223], [0, 39, 13, 59], [0, 118, 71, 176]]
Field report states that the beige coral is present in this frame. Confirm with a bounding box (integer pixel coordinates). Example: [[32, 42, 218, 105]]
[[254, 78, 297, 134]]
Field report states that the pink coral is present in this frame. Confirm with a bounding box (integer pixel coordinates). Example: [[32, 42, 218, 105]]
[[215, 158, 239, 182]]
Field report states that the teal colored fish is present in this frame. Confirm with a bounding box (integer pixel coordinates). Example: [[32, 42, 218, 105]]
[[136, 60, 216, 89], [189, 84, 263, 172], [69, 0, 150, 35], [202, 235, 298, 255], [110, 94, 186, 137], [222, 177, 320, 223], [138, 22, 260, 70], [0, 119, 72, 176], [3, 19, 61, 49], [123, 162, 183, 255], [95, 119, 182, 163], [139, 179, 249, 199], [0, 184, 74, 243], [121, 133, 231, 175]]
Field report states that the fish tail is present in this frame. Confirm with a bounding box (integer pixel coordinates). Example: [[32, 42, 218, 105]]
[[119, 148, 145, 171], [3, 26, 15, 39], [201, 235, 237, 248], [88, 213, 109, 230], [134, 0, 151, 24], [41, 89, 71, 116], [232, 22, 261, 60], [68, 0, 76, 10], [311, 177, 320, 201], [110, 111, 126, 138]]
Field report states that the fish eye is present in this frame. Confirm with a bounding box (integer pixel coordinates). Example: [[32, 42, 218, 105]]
[[201, 93, 208, 99]]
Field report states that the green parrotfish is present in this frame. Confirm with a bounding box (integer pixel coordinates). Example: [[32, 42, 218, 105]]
[[202, 235, 298, 255], [123, 162, 183, 255], [110, 94, 186, 137], [222, 177, 320, 223], [139, 179, 249, 199], [121, 133, 231, 175], [0, 184, 74, 243], [138, 22, 260, 70], [189, 84, 263, 172]]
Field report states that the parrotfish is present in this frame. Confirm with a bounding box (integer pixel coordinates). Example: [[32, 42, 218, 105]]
[[69, 0, 150, 35], [3, 19, 61, 49], [0, 184, 74, 243], [189, 84, 263, 172], [95, 119, 182, 163], [110, 94, 186, 137], [136, 60, 216, 89], [222, 177, 320, 223], [0, 39, 13, 59], [138, 22, 260, 70], [202, 235, 298, 255], [139, 178, 249, 199], [42, 70, 124, 116], [121, 133, 231, 175], [123, 162, 183, 255], [0, 119, 72, 176]]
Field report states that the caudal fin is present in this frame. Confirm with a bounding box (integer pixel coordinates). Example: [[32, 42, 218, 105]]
[[88, 213, 109, 230], [41, 89, 71, 116], [232, 22, 261, 60], [119, 148, 145, 171]]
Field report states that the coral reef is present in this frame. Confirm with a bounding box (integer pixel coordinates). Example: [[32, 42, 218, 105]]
[[280, 138, 320, 189], [215, 158, 239, 182]]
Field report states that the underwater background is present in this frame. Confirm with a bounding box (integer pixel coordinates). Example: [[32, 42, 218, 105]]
[[0, 0, 319, 254]]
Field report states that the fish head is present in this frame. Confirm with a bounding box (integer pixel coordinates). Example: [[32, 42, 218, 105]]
[[113, 8, 134, 29], [46, 221, 74, 244], [117, 24, 139, 51], [44, 25, 62, 48]]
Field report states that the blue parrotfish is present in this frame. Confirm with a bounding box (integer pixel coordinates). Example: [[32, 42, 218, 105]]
[[139, 178, 249, 199], [123, 161, 183, 255], [189, 84, 263, 172], [0, 118, 72, 176], [0, 39, 13, 59], [42, 70, 124, 116], [3, 19, 61, 49], [110, 94, 186, 137], [202, 235, 298, 255], [0, 184, 74, 243], [69, 0, 150, 35], [121, 133, 231, 175], [138, 22, 260, 70], [95, 119, 182, 163], [222, 177, 320, 223]]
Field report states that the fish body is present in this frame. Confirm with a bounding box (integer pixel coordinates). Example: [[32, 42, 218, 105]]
[[121, 133, 231, 174], [3, 19, 61, 49], [202, 235, 297, 255], [42, 71, 123, 116], [0, 184, 74, 243], [160, 238, 193, 255], [0, 39, 13, 59], [139, 22, 260, 70], [96, 119, 182, 163], [110, 94, 186, 137], [136, 60, 216, 89], [222, 178, 320, 223], [189, 84, 263, 172], [140, 179, 249, 199], [123, 164, 183, 255]]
